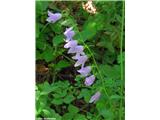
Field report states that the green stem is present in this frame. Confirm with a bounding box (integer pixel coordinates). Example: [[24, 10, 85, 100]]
[[119, 1, 125, 120], [75, 27, 109, 98], [38, 22, 50, 37], [62, 53, 75, 63]]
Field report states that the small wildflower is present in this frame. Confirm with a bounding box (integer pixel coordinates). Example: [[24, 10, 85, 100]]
[[84, 75, 95, 86], [72, 52, 85, 60], [89, 91, 101, 103], [46, 11, 62, 23], [74, 55, 88, 67], [68, 45, 84, 54], [64, 40, 78, 49], [64, 27, 75, 41], [63, 26, 100, 103], [77, 66, 91, 77]]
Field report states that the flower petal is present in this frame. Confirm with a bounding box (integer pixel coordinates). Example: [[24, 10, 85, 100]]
[[84, 75, 95, 86], [46, 11, 62, 23], [74, 55, 88, 67], [77, 66, 91, 77], [64, 27, 75, 40], [89, 91, 101, 103], [68, 45, 84, 54], [64, 40, 77, 48]]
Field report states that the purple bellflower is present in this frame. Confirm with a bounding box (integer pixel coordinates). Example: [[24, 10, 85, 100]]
[[77, 66, 91, 77], [74, 55, 88, 67], [64, 40, 78, 49], [72, 52, 85, 60], [63, 27, 101, 103], [46, 11, 62, 23], [68, 45, 84, 54], [89, 91, 101, 103], [64, 27, 75, 42], [84, 75, 95, 86]]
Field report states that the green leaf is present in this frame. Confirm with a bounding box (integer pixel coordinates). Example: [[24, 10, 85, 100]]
[[42, 47, 54, 62], [36, 1, 49, 14], [68, 104, 79, 114], [51, 110, 62, 120], [74, 21, 98, 41], [99, 64, 121, 80], [96, 101, 113, 119], [55, 60, 71, 70], [39, 81, 58, 95], [53, 35, 64, 46], [62, 113, 74, 120], [63, 94, 75, 104], [36, 23, 40, 38], [110, 94, 123, 100], [53, 90, 67, 98], [78, 89, 91, 102], [52, 98, 63, 105], [96, 38, 115, 53], [50, 23, 62, 34], [36, 40, 46, 50], [74, 114, 86, 120], [36, 50, 42, 60], [42, 109, 51, 117]]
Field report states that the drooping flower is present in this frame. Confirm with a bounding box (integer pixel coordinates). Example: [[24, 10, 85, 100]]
[[68, 45, 84, 54], [64, 27, 75, 42], [74, 55, 88, 67], [46, 11, 62, 23], [84, 75, 95, 86], [72, 52, 85, 60], [64, 40, 78, 49], [77, 66, 91, 77], [89, 91, 101, 103], [63, 26, 100, 103]]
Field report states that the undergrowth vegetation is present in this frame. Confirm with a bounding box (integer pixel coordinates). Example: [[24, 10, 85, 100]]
[[36, 1, 125, 120]]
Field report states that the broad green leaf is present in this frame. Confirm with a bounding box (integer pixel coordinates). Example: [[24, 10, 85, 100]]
[[99, 64, 121, 80], [52, 98, 63, 105], [53, 35, 64, 46], [74, 114, 86, 120], [68, 104, 79, 114], [77, 89, 91, 102], [55, 60, 71, 70], [96, 102, 113, 119], [62, 113, 74, 120], [39, 82, 58, 95], [50, 23, 62, 34], [36, 40, 46, 50], [74, 22, 97, 41], [42, 109, 51, 117], [96, 38, 115, 53], [36, 1, 49, 15], [63, 94, 75, 104], [42, 47, 54, 62]]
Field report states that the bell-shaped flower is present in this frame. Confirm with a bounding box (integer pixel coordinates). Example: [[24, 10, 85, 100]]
[[84, 75, 95, 86], [46, 11, 62, 23], [74, 55, 88, 67], [64, 40, 77, 49], [89, 91, 101, 103], [77, 66, 91, 77], [72, 52, 85, 60], [64, 27, 75, 42], [68, 45, 84, 54]]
